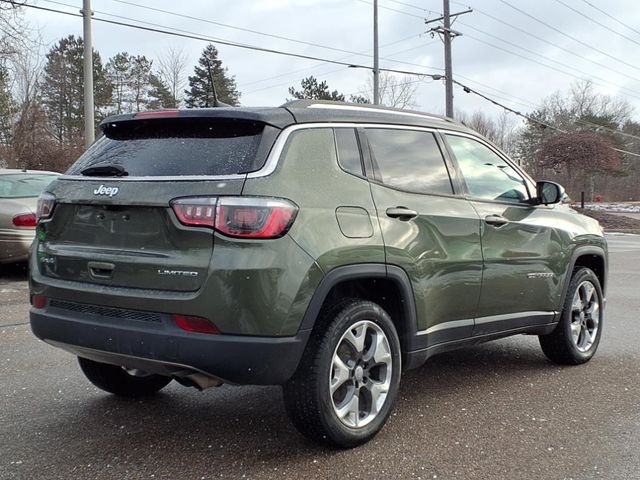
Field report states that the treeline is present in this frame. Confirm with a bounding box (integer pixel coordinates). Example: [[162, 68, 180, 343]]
[[1, 0, 638, 201], [0, 32, 238, 172]]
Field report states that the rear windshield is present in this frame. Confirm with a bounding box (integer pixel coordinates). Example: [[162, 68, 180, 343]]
[[0, 174, 58, 198], [67, 118, 270, 177]]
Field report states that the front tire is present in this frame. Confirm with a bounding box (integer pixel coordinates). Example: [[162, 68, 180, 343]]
[[78, 357, 172, 398], [283, 298, 401, 448], [539, 267, 604, 365]]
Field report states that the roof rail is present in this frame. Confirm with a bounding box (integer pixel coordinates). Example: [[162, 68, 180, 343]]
[[280, 99, 458, 123]]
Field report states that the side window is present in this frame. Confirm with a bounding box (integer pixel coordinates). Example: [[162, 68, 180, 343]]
[[365, 128, 453, 195], [446, 135, 530, 203], [334, 128, 364, 176]]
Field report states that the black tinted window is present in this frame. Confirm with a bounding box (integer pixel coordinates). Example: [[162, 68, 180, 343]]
[[366, 128, 453, 195], [68, 119, 267, 177], [446, 135, 529, 203], [335, 128, 363, 176]]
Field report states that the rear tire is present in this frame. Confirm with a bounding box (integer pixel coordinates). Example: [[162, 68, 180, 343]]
[[283, 298, 401, 448], [539, 267, 603, 365], [78, 357, 172, 398]]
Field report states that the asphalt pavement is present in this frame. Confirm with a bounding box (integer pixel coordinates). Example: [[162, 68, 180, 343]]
[[1, 235, 639, 480]]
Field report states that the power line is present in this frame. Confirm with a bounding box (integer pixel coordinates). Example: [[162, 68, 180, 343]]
[[42, 0, 382, 60], [459, 20, 640, 86], [17, 0, 640, 151], [243, 40, 437, 96], [19, 2, 444, 80], [553, 0, 640, 49], [37, 0, 445, 92], [496, 0, 640, 75], [239, 33, 427, 89], [84, 0, 448, 75], [452, 2, 640, 76], [385, 0, 436, 14], [460, 32, 640, 102], [581, 0, 640, 38], [453, 80, 640, 158], [449, 75, 640, 144], [354, 0, 424, 19]]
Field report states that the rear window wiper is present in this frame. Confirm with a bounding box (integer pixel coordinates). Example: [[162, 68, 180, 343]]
[[81, 164, 129, 177]]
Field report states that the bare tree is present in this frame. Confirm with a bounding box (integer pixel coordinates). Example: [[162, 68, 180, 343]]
[[10, 42, 42, 108], [456, 110, 520, 156], [156, 47, 188, 108], [1, 1, 38, 61], [363, 72, 420, 109]]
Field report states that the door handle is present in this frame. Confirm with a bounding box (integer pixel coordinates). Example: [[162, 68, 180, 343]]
[[386, 207, 418, 221], [484, 214, 509, 227]]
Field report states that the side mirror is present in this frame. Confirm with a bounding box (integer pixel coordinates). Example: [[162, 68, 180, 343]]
[[536, 181, 565, 205]]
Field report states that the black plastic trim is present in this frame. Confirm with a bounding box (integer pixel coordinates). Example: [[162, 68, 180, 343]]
[[298, 263, 419, 351], [558, 246, 608, 312], [404, 322, 558, 370], [30, 308, 310, 385]]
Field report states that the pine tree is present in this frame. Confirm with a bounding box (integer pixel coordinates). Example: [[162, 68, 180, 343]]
[[287, 76, 345, 101], [184, 44, 240, 107], [105, 52, 131, 114], [41, 35, 111, 144], [148, 73, 174, 109], [106, 53, 160, 113], [129, 55, 153, 112]]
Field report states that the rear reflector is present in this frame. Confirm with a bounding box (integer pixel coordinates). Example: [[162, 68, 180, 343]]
[[171, 196, 298, 239], [31, 295, 47, 309], [134, 110, 180, 119], [13, 212, 37, 228], [173, 315, 220, 334]]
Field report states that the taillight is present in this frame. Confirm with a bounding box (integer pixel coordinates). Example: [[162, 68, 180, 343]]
[[173, 314, 219, 334], [171, 197, 216, 228], [36, 192, 56, 221], [171, 197, 298, 239], [216, 197, 297, 239], [12, 212, 37, 228]]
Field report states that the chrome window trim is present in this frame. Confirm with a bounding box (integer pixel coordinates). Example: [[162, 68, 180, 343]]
[[248, 123, 446, 179], [57, 174, 247, 182], [57, 123, 517, 183]]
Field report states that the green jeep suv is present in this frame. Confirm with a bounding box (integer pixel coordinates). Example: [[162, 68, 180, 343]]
[[30, 101, 607, 448]]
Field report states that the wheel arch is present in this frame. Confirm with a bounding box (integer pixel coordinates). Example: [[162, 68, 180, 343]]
[[298, 264, 418, 354], [559, 246, 608, 312]]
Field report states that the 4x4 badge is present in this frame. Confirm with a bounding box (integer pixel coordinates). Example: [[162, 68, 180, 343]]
[[93, 184, 120, 197]]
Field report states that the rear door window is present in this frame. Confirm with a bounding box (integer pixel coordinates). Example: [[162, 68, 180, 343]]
[[67, 119, 272, 177], [365, 128, 454, 195]]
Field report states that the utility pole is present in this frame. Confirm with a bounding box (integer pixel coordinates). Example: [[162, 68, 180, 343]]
[[426, 1, 472, 118], [81, 0, 94, 148], [373, 0, 379, 105], [442, 0, 453, 118]]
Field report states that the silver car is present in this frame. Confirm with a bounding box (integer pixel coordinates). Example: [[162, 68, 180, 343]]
[[0, 169, 59, 264]]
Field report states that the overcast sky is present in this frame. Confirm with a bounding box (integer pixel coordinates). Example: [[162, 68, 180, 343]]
[[19, 0, 640, 121]]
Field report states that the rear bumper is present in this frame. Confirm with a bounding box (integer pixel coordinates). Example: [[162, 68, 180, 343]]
[[30, 301, 310, 385], [0, 230, 33, 263]]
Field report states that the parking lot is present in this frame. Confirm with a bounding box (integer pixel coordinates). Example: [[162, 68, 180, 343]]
[[1, 235, 639, 480]]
